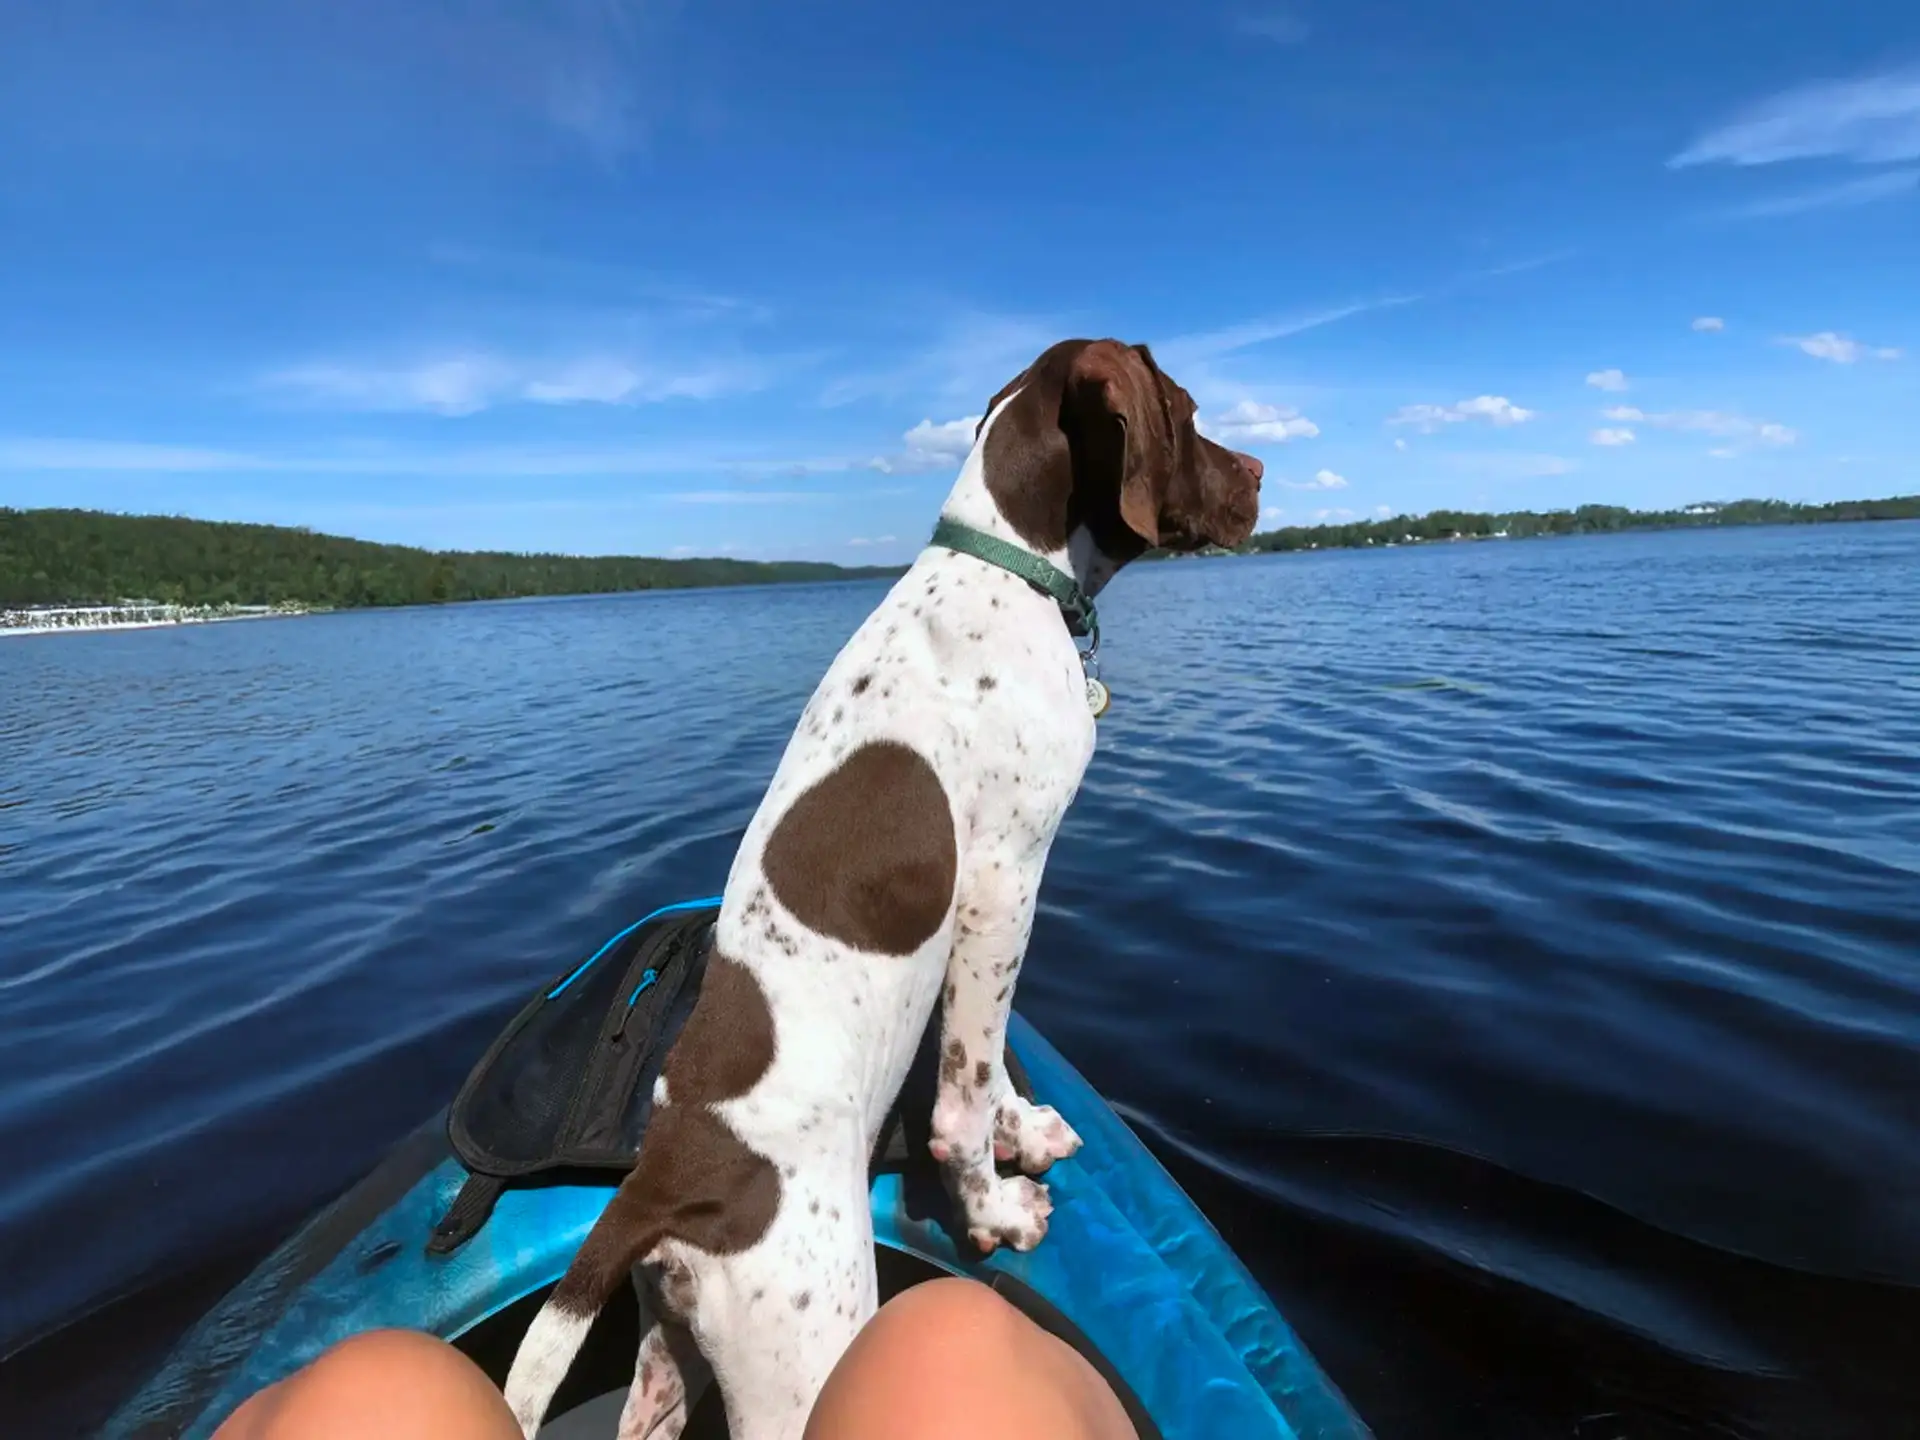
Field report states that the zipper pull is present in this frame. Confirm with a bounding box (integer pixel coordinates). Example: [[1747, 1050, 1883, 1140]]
[[611, 968, 660, 1041]]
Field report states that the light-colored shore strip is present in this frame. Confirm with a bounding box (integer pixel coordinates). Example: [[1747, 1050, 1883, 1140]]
[[0, 603, 309, 638]]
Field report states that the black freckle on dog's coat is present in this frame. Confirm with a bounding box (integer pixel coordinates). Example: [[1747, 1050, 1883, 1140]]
[[762, 740, 956, 956], [851, 673, 872, 696], [940, 1038, 967, 1083]]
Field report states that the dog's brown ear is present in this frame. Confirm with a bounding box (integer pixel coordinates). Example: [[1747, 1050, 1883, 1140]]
[[978, 368, 1031, 439], [1066, 341, 1161, 545]]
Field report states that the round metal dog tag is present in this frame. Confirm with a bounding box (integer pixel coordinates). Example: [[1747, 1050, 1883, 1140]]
[[1086, 675, 1111, 718]]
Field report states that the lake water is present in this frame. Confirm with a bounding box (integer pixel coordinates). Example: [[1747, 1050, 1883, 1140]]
[[4, 522, 1918, 1438]]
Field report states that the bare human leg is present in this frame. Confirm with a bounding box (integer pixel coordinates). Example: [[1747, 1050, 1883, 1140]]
[[212, 1328, 520, 1440], [804, 1277, 1133, 1440]]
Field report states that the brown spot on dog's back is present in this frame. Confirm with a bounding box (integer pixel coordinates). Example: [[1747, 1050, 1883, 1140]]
[[763, 741, 957, 956], [662, 950, 778, 1119], [545, 949, 780, 1320]]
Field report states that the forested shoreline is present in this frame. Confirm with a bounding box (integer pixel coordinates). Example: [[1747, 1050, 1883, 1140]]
[[4, 496, 1916, 609], [0, 509, 900, 608], [1244, 494, 1920, 554]]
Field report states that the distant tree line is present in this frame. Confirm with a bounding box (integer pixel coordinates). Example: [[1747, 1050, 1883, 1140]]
[[1243, 494, 1920, 555], [6, 496, 1916, 609], [0, 509, 901, 608]]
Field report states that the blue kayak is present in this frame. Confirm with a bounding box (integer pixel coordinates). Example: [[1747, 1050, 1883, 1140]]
[[104, 902, 1371, 1440]]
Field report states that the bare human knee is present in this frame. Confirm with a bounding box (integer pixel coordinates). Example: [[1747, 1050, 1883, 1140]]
[[214, 1328, 520, 1440], [879, 1282, 1036, 1367], [804, 1277, 1132, 1440]]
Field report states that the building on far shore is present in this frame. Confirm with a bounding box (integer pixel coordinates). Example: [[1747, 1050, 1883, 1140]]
[[0, 602, 300, 636]]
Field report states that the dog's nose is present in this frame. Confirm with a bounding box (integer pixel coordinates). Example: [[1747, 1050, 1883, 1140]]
[[1236, 451, 1264, 484]]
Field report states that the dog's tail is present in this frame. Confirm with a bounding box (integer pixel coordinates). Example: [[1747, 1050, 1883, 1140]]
[[502, 1184, 668, 1437]]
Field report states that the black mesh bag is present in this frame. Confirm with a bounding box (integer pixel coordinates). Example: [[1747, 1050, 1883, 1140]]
[[427, 898, 1032, 1256], [427, 901, 722, 1255]]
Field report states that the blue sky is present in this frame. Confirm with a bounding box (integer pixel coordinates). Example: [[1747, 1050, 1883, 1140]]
[[1, 2, 1916, 564]]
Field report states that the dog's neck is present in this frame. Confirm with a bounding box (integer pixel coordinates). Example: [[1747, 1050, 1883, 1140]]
[[934, 389, 1124, 598]]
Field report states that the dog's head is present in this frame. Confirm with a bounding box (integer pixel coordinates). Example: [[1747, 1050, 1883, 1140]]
[[977, 339, 1263, 570]]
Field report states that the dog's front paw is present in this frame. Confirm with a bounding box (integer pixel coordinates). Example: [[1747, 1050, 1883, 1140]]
[[993, 1097, 1082, 1174], [964, 1174, 1053, 1255]]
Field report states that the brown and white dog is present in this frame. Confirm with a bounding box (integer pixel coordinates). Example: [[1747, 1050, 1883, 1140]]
[[503, 339, 1262, 1440]]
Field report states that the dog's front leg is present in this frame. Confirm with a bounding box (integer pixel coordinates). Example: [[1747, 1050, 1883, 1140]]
[[927, 861, 1081, 1252]]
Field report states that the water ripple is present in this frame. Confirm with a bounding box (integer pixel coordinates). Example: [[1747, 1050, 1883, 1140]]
[[3, 525, 1919, 1437]]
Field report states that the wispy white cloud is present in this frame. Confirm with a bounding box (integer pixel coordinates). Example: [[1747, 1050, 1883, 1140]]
[[1672, 64, 1920, 168], [1259, 505, 1287, 525], [1374, 504, 1394, 517], [669, 482, 917, 506], [1602, 405, 1797, 449], [427, 244, 777, 326], [1163, 295, 1421, 367], [0, 439, 262, 472], [846, 534, 899, 547], [267, 357, 511, 416], [1586, 368, 1630, 392], [1590, 427, 1636, 447], [668, 490, 820, 505], [1160, 256, 1565, 386], [522, 357, 753, 404], [263, 351, 760, 415], [904, 417, 978, 457], [867, 415, 981, 474], [0, 0, 687, 171], [1277, 468, 1348, 491], [1234, 11, 1310, 44], [1313, 507, 1357, 521], [1781, 331, 1903, 363], [1692, 316, 1727, 333], [821, 310, 1064, 409], [1393, 437, 1409, 451], [1467, 251, 1582, 281], [1199, 400, 1321, 445], [1389, 396, 1535, 432], [1729, 167, 1920, 219], [443, 0, 682, 163], [1422, 451, 1575, 481], [0, 434, 872, 481]]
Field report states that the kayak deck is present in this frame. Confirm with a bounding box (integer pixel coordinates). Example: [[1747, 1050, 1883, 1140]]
[[106, 1014, 1370, 1440]]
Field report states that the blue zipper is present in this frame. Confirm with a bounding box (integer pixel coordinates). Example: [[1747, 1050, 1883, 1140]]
[[546, 896, 724, 1001]]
